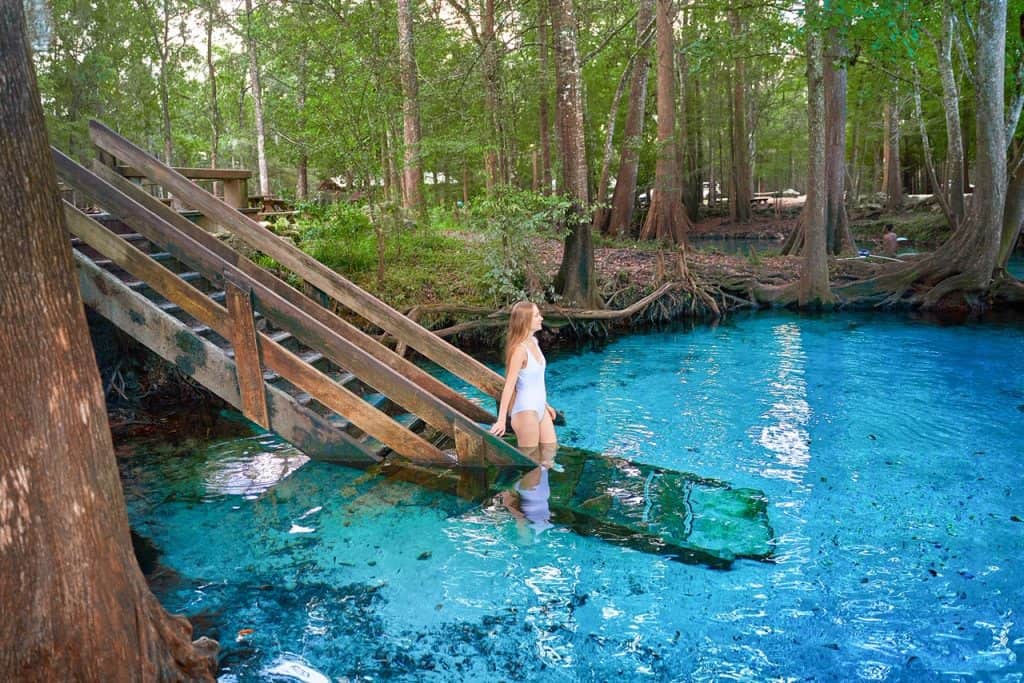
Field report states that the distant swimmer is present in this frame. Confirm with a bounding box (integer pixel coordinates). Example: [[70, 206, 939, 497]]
[[882, 224, 899, 257]]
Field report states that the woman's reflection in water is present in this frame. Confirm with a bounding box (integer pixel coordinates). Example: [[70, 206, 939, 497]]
[[499, 444, 555, 542]]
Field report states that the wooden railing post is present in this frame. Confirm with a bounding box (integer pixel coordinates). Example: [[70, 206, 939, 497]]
[[222, 178, 247, 209], [224, 276, 270, 429]]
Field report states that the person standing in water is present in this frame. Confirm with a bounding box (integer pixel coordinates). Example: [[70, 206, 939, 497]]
[[490, 301, 560, 471]]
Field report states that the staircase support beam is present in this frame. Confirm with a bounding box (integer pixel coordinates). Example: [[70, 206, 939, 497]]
[[89, 160, 493, 425], [74, 250, 379, 465], [57, 149, 532, 468], [66, 206, 453, 466]]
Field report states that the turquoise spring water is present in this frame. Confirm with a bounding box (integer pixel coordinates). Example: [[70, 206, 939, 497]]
[[122, 310, 1024, 681]]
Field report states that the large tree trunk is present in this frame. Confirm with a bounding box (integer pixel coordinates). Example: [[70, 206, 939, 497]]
[[0, 5, 218, 680], [823, 26, 855, 254], [882, 98, 902, 211], [844, 0, 1007, 309], [639, 0, 691, 244], [550, 0, 599, 307], [396, 0, 423, 213], [205, 1, 221, 168], [798, 0, 834, 306], [606, 0, 653, 237], [295, 31, 309, 201], [937, 0, 966, 228], [537, 0, 553, 194], [482, 0, 504, 191], [244, 0, 270, 196], [997, 161, 1024, 272], [157, 0, 173, 164], [728, 9, 752, 223], [591, 56, 633, 233], [681, 62, 702, 220]]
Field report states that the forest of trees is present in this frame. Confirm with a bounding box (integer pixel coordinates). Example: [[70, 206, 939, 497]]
[[29, 0, 1024, 308]]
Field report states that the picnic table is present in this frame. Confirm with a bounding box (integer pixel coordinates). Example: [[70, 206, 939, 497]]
[[249, 194, 292, 214]]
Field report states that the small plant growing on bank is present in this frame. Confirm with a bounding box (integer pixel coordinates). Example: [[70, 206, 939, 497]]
[[468, 187, 570, 306]]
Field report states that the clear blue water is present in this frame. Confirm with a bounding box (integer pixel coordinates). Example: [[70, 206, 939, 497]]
[[123, 311, 1024, 681]]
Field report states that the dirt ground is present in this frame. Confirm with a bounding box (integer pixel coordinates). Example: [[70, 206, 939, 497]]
[[533, 201, 809, 295]]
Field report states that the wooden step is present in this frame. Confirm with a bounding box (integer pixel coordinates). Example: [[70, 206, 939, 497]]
[[127, 270, 203, 290], [156, 289, 227, 316], [291, 372, 358, 408], [223, 329, 292, 359], [261, 348, 325, 382]]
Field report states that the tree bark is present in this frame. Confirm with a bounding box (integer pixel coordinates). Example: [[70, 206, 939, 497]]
[[550, 0, 599, 307], [798, 0, 834, 306], [0, 4, 218, 680], [482, 0, 504, 191], [882, 98, 902, 211], [397, 0, 424, 213], [606, 0, 653, 237], [912, 65, 956, 230], [823, 24, 855, 254], [156, 0, 173, 164], [537, 0, 553, 194], [639, 0, 691, 244], [205, 1, 220, 168], [244, 0, 270, 196], [591, 55, 634, 233], [937, 0, 966, 228], [997, 160, 1024, 272], [681, 62, 702, 220], [295, 31, 309, 201], [728, 9, 752, 223]]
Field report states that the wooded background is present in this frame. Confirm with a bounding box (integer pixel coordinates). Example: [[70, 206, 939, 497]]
[[30, 0, 1021, 212]]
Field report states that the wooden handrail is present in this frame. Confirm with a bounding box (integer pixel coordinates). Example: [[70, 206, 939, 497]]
[[57, 149, 532, 468], [64, 204, 451, 465], [115, 165, 252, 181], [90, 159, 494, 425], [88, 120, 505, 399]]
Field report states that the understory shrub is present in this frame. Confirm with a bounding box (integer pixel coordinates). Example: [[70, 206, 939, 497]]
[[467, 187, 570, 305]]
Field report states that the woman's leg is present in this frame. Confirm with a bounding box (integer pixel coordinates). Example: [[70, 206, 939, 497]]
[[538, 413, 559, 469], [510, 411, 541, 462], [538, 412, 557, 445]]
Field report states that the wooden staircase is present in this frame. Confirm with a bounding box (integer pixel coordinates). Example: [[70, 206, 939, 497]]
[[60, 120, 534, 470]]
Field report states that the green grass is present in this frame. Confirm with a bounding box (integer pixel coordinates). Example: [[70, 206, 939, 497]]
[[283, 204, 491, 308]]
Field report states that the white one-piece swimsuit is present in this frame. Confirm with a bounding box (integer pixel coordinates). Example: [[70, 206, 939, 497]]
[[511, 341, 547, 421]]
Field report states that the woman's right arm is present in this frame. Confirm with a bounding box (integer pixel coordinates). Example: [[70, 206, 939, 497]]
[[490, 347, 525, 436]]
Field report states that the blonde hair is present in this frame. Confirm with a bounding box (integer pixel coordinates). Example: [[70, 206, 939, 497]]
[[504, 301, 537, 369]]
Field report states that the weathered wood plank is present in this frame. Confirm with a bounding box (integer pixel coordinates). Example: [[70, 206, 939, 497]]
[[90, 160, 494, 424], [59, 150, 530, 467], [454, 423, 486, 467], [73, 250, 379, 465], [89, 119, 505, 398], [225, 278, 269, 429], [117, 165, 252, 181], [258, 342, 454, 466], [64, 207, 228, 331], [67, 207, 452, 465]]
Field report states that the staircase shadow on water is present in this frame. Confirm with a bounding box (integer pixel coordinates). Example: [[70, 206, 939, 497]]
[[376, 445, 775, 570]]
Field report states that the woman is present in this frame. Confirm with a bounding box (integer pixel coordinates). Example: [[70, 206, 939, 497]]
[[489, 301, 560, 471]]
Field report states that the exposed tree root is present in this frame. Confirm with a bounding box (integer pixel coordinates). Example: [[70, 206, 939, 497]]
[[409, 256, 727, 343]]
